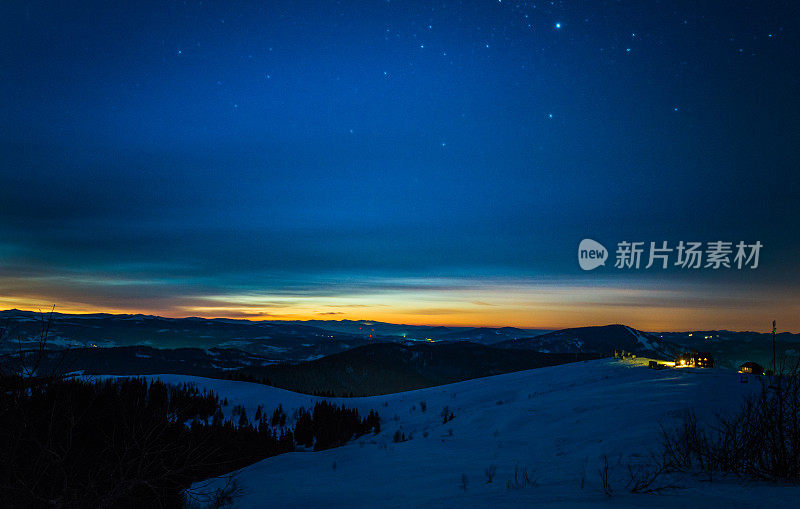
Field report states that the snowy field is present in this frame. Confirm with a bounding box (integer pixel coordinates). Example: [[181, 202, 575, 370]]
[[144, 359, 799, 507]]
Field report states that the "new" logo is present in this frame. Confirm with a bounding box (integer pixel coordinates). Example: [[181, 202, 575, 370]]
[[578, 239, 607, 271]]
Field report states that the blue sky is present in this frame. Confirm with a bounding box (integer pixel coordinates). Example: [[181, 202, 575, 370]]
[[1, 1, 798, 330]]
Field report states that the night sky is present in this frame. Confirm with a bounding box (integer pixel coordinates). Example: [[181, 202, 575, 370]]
[[1, 1, 798, 331]]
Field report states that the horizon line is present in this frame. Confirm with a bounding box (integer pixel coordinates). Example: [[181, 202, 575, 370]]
[[1, 307, 790, 335]]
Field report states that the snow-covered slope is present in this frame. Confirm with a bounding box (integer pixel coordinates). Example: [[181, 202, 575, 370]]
[[161, 360, 800, 507]]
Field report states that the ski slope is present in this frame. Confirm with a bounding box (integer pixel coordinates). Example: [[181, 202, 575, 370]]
[[151, 359, 800, 507]]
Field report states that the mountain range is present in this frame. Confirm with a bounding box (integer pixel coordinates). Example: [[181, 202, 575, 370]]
[[2, 309, 797, 374]]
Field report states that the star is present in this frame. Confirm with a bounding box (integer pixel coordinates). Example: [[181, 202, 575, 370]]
[[548, 113, 553, 119], [555, 22, 561, 29]]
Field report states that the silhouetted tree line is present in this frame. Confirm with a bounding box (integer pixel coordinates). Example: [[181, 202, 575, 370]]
[[0, 374, 380, 508], [0, 376, 296, 508], [270, 404, 287, 427], [294, 401, 380, 451], [0, 311, 382, 507]]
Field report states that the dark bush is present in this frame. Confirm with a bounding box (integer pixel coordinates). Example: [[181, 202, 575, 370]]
[[663, 367, 800, 482]]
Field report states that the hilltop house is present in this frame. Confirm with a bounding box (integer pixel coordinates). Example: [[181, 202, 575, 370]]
[[739, 361, 764, 375], [674, 351, 714, 368]]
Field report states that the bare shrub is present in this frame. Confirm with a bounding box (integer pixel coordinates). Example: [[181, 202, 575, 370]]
[[441, 406, 454, 424], [579, 458, 588, 489], [485, 464, 496, 483], [599, 455, 612, 496], [663, 362, 800, 482], [625, 457, 681, 493], [185, 475, 243, 508], [0, 307, 71, 386], [506, 464, 536, 490]]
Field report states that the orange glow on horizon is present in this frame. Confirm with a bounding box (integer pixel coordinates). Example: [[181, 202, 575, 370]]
[[2, 275, 797, 332], [1, 297, 797, 333]]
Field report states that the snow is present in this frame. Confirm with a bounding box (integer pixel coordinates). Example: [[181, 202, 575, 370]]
[[143, 359, 800, 507], [625, 325, 659, 353]]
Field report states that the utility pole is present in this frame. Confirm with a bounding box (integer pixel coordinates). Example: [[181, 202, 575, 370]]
[[772, 320, 776, 375]]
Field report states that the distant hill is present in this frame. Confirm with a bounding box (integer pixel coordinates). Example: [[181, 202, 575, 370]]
[[4, 309, 798, 371], [273, 319, 458, 340], [0, 345, 272, 377], [432, 326, 549, 344], [274, 319, 549, 344], [656, 330, 800, 370], [0, 309, 392, 362], [3, 341, 600, 396], [499, 325, 800, 370], [494, 324, 681, 360], [232, 342, 601, 396], [0, 309, 545, 360]]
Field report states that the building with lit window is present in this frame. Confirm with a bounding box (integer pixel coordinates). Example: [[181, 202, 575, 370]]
[[674, 351, 714, 368]]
